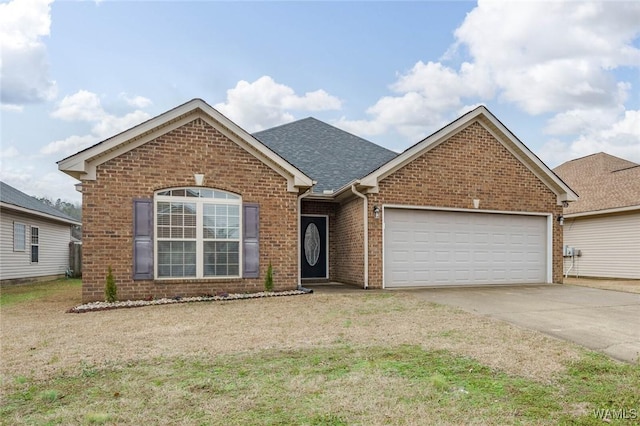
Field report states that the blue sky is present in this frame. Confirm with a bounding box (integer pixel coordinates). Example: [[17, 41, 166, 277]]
[[1, 0, 639, 203]]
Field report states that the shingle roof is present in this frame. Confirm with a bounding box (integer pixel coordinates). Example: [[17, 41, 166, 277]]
[[0, 181, 79, 223], [553, 152, 640, 215], [254, 118, 398, 193]]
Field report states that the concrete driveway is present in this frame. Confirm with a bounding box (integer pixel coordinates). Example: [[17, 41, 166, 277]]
[[411, 284, 640, 363]]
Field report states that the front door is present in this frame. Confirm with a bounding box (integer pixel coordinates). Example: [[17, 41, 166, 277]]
[[301, 215, 328, 279]]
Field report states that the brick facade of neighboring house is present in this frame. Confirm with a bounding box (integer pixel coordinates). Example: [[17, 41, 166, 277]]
[[59, 99, 576, 302]]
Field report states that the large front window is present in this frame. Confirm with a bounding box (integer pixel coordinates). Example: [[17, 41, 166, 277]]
[[155, 188, 241, 279]]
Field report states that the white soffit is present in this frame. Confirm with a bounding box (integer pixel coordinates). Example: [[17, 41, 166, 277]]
[[359, 106, 578, 205], [57, 99, 313, 192]]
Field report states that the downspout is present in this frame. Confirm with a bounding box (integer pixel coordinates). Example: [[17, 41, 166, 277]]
[[297, 188, 312, 290], [351, 184, 369, 289]]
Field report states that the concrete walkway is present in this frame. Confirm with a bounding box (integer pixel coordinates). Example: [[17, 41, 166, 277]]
[[411, 284, 640, 363]]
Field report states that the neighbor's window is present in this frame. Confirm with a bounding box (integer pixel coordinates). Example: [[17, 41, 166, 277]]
[[155, 188, 241, 279], [13, 222, 26, 251], [31, 226, 39, 263]]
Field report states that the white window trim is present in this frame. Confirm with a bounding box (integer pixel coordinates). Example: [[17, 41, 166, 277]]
[[154, 188, 243, 280], [30, 226, 39, 264], [13, 222, 26, 252]]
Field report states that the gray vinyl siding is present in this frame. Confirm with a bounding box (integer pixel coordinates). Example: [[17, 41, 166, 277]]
[[563, 211, 640, 279], [0, 209, 72, 280]]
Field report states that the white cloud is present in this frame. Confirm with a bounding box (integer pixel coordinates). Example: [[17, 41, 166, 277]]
[[42, 90, 152, 156], [0, 103, 23, 112], [50, 90, 105, 122], [0, 166, 82, 203], [340, 0, 640, 151], [540, 110, 640, 167], [214, 76, 342, 132], [452, 0, 639, 115], [119, 92, 153, 109], [336, 61, 478, 141], [40, 134, 99, 156], [0, 0, 57, 106], [544, 107, 623, 136], [0, 146, 20, 159]]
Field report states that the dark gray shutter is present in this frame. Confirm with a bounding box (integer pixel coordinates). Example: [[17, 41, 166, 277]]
[[243, 203, 259, 278], [133, 199, 153, 280]]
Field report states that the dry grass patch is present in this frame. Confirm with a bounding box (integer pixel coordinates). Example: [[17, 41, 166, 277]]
[[564, 277, 640, 294], [2, 280, 639, 425], [2, 286, 579, 384]]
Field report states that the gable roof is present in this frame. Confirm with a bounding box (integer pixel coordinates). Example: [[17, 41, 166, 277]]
[[57, 99, 314, 193], [254, 117, 397, 193], [349, 105, 578, 206], [0, 181, 80, 225], [553, 152, 640, 216]]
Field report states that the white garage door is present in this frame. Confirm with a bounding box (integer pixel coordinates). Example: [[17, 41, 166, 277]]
[[384, 209, 547, 288]]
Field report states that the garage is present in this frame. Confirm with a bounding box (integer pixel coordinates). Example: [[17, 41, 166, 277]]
[[384, 208, 548, 288]]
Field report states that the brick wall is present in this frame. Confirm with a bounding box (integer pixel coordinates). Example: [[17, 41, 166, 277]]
[[335, 197, 365, 285], [367, 121, 563, 288], [81, 117, 298, 302]]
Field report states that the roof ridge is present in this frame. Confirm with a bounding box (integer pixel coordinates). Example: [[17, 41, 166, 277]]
[[252, 117, 316, 135], [612, 164, 640, 173]]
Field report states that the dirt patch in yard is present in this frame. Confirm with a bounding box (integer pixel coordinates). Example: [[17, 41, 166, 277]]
[[564, 277, 640, 294], [1, 284, 583, 385]]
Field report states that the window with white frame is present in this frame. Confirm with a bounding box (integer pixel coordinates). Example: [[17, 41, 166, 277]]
[[13, 222, 26, 251], [155, 188, 241, 279], [31, 226, 39, 263]]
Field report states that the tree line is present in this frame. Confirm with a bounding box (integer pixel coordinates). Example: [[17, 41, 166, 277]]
[[36, 197, 82, 240]]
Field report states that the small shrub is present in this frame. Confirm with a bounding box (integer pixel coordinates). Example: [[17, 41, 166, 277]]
[[264, 262, 274, 292], [105, 266, 117, 303]]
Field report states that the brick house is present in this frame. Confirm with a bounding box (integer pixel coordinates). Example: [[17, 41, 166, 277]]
[[58, 99, 577, 302]]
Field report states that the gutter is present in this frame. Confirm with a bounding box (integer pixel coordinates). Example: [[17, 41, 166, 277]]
[[350, 184, 369, 289], [564, 204, 640, 218], [297, 188, 313, 290]]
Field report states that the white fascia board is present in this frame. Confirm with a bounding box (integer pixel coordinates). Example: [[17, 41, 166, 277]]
[[57, 100, 200, 175], [57, 99, 313, 192], [358, 106, 578, 204], [195, 112, 312, 192], [564, 204, 640, 218], [357, 108, 485, 191], [196, 102, 313, 190], [65, 112, 200, 181], [476, 111, 579, 203], [1, 202, 81, 226]]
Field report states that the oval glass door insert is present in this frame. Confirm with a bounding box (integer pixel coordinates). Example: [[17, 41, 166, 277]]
[[304, 223, 321, 266]]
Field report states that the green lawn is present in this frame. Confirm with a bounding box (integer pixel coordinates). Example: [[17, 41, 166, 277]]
[[0, 279, 81, 307], [2, 345, 639, 425]]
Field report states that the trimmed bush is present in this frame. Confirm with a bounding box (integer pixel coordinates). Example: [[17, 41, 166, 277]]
[[264, 262, 274, 292], [105, 266, 117, 303]]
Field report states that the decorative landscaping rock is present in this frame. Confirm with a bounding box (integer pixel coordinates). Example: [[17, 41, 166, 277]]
[[67, 289, 311, 313]]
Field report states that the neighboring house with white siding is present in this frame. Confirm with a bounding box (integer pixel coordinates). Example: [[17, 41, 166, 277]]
[[554, 153, 640, 279], [1, 181, 81, 284]]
